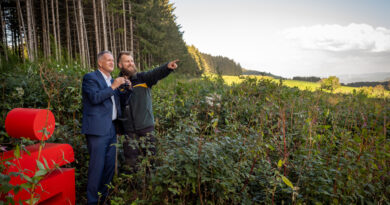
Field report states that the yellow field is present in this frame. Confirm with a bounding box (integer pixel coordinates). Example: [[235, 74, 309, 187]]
[[220, 75, 390, 98]]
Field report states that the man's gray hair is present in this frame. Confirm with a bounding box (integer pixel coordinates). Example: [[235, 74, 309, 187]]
[[97, 50, 113, 63]]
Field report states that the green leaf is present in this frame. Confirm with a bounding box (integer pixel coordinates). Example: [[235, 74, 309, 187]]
[[32, 197, 40, 205], [21, 174, 33, 183], [34, 170, 47, 178], [277, 159, 284, 168], [266, 144, 275, 151], [14, 144, 20, 159], [212, 118, 218, 128], [0, 183, 13, 193], [36, 160, 45, 170], [42, 157, 49, 169], [21, 145, 31, 156], [0, 173, 11, 182], [281, 175, 294, 189], [20, 182, 33, 189], [168, 187, 180, 195]]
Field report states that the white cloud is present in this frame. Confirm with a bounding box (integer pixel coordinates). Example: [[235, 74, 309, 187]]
[[283, 23, 390, 53]]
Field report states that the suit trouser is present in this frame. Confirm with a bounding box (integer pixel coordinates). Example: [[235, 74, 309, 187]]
[[86, 122, 117, 204]]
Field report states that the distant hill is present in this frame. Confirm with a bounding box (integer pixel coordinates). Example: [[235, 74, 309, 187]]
[[338, 72, 390, 84], [187, 45, 242, 76], [242, 69, 285, 79]]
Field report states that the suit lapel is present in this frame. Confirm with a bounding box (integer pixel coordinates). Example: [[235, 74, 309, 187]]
[[95, 70, 108, 88], [95, 69, 121, 116]]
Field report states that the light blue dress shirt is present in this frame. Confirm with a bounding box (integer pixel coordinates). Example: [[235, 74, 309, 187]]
[[98, 69, 117, 120]]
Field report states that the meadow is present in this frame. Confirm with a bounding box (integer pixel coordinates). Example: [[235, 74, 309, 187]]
[[222, 75, 390, 97], [1, 63, 389, 204]]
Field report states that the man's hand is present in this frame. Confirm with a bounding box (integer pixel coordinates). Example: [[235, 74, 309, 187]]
[[124, 78, 132, 89], [111, 77, 126, 90], [167, 59, 179, 70]]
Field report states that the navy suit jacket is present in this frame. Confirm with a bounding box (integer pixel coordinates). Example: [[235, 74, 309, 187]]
[[81, 70, 121, 136]]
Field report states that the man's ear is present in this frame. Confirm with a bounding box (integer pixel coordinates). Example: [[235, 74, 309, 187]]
[[118, 62, 122, 69], [97, 60, 102, 68]]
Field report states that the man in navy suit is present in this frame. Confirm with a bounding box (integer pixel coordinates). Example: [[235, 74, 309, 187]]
[[82, 50, 127, 204]]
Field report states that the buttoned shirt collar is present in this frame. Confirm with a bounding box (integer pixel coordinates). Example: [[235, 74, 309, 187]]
[[98, 69, 112, 82]]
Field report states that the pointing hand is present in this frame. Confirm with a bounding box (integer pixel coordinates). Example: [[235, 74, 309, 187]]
[[168, 59, 179, 70]]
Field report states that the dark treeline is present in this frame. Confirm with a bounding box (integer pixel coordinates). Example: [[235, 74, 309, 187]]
[[202, 53, 242, 76], [242, 69, 285, 79], [188, 45, 242, 76], [343, 81, 390, 90], [0, 0, 198, 74], [292, 76, 321, 82]]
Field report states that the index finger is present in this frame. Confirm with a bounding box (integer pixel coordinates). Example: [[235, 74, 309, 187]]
[[172, 59, 180, 63]]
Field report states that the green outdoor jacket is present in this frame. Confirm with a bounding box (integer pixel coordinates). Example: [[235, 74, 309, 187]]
[[119, 63, 172, 133]]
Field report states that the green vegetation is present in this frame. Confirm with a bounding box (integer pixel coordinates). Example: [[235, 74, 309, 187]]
[[1, 59, 389, 204], [320, 76, 341, 92], [222, 75, 390, 98], [1, 0, 390, 204]]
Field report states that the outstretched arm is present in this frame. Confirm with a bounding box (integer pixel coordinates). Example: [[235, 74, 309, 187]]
[[142, 59, 179, 87]]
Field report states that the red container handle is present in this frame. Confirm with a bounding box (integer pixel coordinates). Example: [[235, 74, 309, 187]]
[[5, 108, 56, 141]]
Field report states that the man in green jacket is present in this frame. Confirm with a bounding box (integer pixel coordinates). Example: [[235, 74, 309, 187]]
[[117, 51, 178, 173]]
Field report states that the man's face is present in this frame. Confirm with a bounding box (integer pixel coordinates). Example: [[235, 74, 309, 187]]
[[98, 53, 114, 75], [119, 54, 137, 76]]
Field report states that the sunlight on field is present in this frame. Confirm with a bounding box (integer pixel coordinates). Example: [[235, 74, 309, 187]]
[[221, 75, 390, 98], [221, 75, 274, 85]]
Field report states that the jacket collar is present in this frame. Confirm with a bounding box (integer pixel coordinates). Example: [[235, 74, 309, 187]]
[[94, 70, 109, 87]]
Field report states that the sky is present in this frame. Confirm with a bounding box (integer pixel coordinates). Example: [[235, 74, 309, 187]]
[[169, 0, 390, 79]]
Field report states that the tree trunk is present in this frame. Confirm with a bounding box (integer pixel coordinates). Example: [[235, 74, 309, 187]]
[[0, 3, 6, 61], [45, 0, 51, 56], [111, 11, 116, 58], [12, 26, 17, 55], [107, 8, 113, 53], [0, 3, 3, 53], [16, 0, 26, 61], [73, 0, 81, 63], [92, 0, 100, 57], [56, 0, 61, 61], [65, 0, 72, 60], [122, 0, 127, 51], [78, 0, 86, 67], [81, 4, 90, 68], [0, 5, 2, 43], [26, 0, 34, 61], [100, 0, 108, 50], [51, 0, 58, 60], [129, 2, 134, 55], [40, 0, 48, 57], [31, 0, 38, 59], [136, 38, 140, 70]]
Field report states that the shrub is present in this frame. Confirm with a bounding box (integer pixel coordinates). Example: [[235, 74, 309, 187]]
[[320, 76, 341, 92], [1, 61, 389, 204]]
